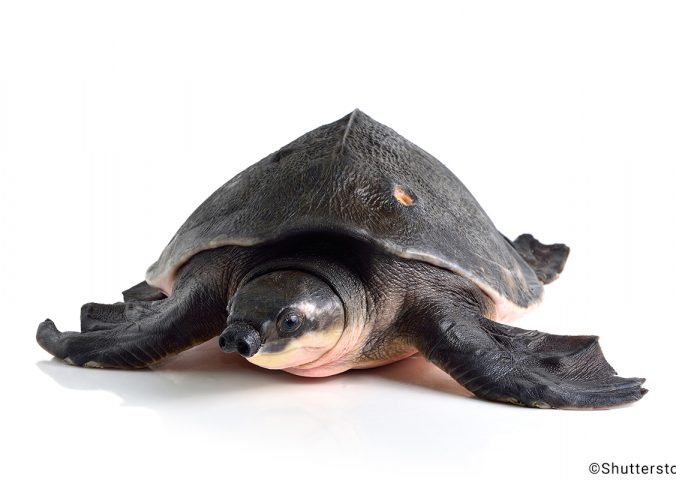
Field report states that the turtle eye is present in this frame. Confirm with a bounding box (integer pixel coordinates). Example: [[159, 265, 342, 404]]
[[277, 310, 303, 334]]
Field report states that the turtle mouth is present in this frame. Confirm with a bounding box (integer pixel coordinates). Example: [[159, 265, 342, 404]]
[[246, 346, 317, 369], [245, 329, 344, 369], [256, 344, 324, 357]]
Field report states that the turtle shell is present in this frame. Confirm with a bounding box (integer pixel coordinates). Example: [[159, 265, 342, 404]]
[[146, 109, 543, 319]]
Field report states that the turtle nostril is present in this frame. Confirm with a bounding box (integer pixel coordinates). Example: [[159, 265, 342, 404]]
[[236, 340, 250, 356], [218, 329, 239, 353], [218, 331, 236, 353]]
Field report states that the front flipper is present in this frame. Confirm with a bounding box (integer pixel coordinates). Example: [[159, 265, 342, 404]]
[[37, 285, 226, 369], [73, 282, 168, 333], [405, 305, 646, 409], [122, 281, 167, 302]]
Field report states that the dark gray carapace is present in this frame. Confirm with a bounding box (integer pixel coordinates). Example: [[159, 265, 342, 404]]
[[36, 109, 646, 409], [146, 109, 543, 314]]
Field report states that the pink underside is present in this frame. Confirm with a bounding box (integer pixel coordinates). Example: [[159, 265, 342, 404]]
[[493, 296, 530, 324]]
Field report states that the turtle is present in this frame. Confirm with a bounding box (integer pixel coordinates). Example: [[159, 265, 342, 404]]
[[36, 109, 646, 409]]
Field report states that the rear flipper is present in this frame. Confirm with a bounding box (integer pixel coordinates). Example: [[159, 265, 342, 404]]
[[506, 233, 570, 284], [406, 302, 646, 409]]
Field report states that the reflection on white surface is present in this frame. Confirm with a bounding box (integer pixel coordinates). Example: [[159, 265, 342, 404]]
[[30, 337, 661, 480], [36, 339, 473, 426], [33, 340, 485, 479]]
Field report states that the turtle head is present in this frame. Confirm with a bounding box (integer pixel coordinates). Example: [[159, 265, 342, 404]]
[[219, 270, 345, 369]]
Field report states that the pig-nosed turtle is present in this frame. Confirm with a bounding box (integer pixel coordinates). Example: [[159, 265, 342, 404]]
[[36, 109, 646, 409]]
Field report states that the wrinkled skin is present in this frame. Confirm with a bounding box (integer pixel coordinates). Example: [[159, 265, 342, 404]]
[[36, 235, 646, 408]]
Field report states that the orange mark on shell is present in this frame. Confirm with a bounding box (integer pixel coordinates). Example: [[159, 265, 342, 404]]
[[393, 185, 414, 206]]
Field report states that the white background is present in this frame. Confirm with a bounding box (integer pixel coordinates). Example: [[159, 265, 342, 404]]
[[1, 1, 674, 479]]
